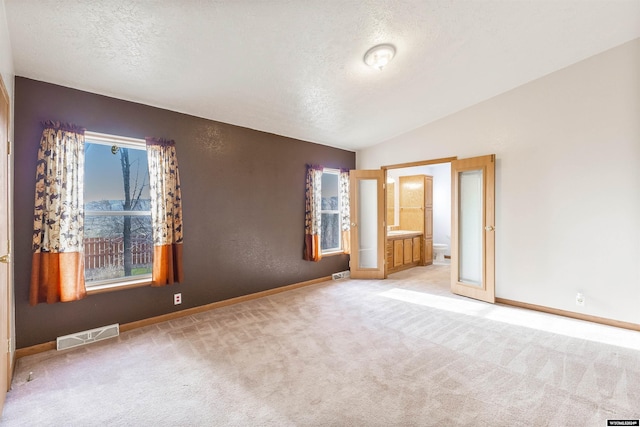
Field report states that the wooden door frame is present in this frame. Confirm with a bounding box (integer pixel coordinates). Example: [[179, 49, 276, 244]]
[[382, 157, 458, 172], [0, 73, 12, 411], [381, 157, 457, 277]]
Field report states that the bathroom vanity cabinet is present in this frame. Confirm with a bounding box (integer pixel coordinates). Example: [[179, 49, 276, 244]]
[[386, 231, 424, 273], [399, 174, 433, 267], [384, 174, 434, 275]]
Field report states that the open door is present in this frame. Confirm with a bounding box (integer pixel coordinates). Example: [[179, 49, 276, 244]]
[[349, 169, 385, 279], [0, 75, 10, 412], [451, 155, 495, 303]]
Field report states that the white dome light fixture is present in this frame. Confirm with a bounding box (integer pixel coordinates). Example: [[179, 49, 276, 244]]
[[363, 44, 396, 71]]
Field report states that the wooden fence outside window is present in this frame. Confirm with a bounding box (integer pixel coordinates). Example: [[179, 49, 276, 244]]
[[84, 237, 153, 269]]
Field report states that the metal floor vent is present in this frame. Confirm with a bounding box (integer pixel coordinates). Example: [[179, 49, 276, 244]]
[[332, 270, 351, 280], [56, 323, 120, 351]]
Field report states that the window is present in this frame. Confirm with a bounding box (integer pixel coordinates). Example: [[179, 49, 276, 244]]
[[320, 169, 341, 254], [84, 132, 152, 288]]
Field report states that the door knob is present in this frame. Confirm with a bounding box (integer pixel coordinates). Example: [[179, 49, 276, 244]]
[[351, 223, 357, 227], [0, 254, 9, 264], [485, 226, 495, 231]]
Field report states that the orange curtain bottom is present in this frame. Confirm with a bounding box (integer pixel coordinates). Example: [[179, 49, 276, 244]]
[[30, 252, 86, 305], [152, 243, 184, 286], [341, 230, 351, 255], [303, 234, 322, 262]]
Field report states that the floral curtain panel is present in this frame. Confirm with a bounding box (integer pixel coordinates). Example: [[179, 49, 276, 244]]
[[339, 170, 351, 255], [146, 137, 184, 286], [303, 165, 323, 261], [30, 121, 86, 305]]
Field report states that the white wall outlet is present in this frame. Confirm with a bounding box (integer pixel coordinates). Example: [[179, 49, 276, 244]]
[[575, 292, 585, 307], [174, 293, 182, 305]]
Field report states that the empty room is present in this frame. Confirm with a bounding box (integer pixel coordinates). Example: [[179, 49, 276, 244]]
[[0, 0, 639, 425]]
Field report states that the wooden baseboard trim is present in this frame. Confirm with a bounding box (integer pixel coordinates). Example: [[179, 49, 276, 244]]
[[495, 297, 640, 332], [15, 275, 332, 360], [14, 341, 56, 359], [120, 275, 332, 333]]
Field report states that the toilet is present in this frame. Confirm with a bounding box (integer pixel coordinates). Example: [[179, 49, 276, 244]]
[[433, 244, 448, 264]]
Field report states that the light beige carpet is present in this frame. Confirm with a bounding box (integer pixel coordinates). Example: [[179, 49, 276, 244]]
[[2, 265, 639, 426]]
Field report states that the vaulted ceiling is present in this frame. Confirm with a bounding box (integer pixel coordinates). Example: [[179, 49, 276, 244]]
[[5, 0, 640, 150]]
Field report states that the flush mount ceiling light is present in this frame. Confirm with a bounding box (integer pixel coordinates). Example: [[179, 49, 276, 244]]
[[363, 43, 396, 71]]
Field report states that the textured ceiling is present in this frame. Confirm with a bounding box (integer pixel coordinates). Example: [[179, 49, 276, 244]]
[[5, 0, 640, 151]]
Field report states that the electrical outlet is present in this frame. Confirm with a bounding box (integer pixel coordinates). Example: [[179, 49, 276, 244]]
[[174, 293, 182, 305], [575, 292, 585, 307]]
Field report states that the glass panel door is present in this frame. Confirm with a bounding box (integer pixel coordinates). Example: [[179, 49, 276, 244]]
[[349, 170, 385, 279], [451, 155, 495, 303]]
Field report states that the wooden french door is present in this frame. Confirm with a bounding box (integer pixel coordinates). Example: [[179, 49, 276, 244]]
[[451, 155, 495, 303], [0, 75, 10, 412], [349, 170, 385, 279]]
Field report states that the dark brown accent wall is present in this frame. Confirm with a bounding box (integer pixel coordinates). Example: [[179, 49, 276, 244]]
[[14, 77, 355, 348]]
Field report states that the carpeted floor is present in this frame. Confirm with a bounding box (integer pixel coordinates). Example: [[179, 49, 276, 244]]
[[2, 265, 639, 426]]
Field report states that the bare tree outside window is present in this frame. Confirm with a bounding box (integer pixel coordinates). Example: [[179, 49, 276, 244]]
[[119, 147, 149, 276]]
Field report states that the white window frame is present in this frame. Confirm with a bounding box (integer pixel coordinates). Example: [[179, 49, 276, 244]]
[[83, 131, 152, 293], [320, 168, 342, 255]]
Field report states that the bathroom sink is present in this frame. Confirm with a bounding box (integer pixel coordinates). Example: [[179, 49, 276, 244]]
[[387, 230, 421, 236]]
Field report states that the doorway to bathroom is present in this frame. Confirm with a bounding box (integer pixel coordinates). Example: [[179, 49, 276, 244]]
[[385, 160, 452, 269], [380, 154, 495, 303], [349, 154, 495, 303]]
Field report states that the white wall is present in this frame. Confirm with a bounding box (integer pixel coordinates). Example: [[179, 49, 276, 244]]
[[426, 163, 451, 253], [359, 39, 640, 325]]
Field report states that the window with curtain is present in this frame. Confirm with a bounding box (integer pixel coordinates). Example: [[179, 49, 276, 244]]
[[303, 165, 350, 262], [30, 125, 184, 304]]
